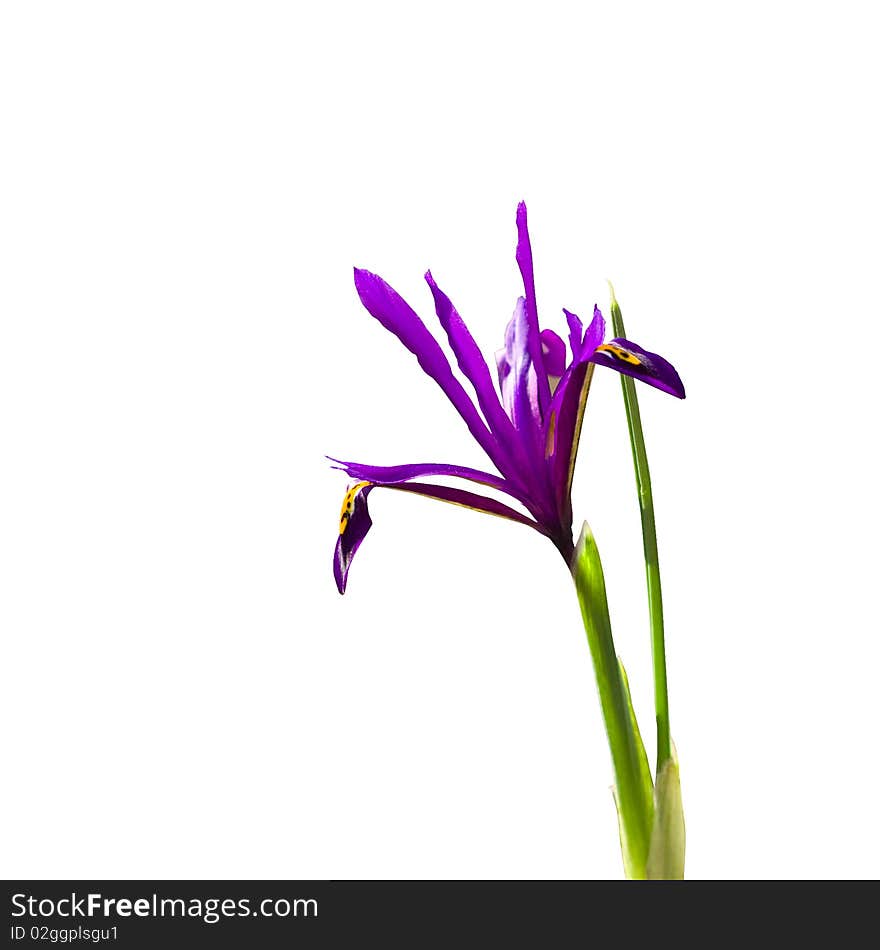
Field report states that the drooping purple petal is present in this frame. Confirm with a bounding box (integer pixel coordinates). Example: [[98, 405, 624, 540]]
[[515, 202, 551, 417], [589, 337, 686, 398], [334, 481, 374, 594], [328, 457, 523, 501], [332, 476, 547, 594], [389, 481, 547, 533], [353, 269, 506, 467]]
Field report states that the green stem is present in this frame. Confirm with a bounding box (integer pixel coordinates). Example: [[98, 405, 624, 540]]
[[571, 524, 654, 879], [608, 286, 671, 771]]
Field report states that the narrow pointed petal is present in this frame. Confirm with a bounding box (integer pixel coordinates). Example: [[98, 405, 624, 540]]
[[334, 482, 374, 594], [546, 360, 594, 526], [515, 202, 551, 416], [423, 271, 528, 482], [390, 481, 546, 532], [328, 458, 524, 501], [564, 308, 584, 359], [547, 307, 605, 459], [545, 306, 606, 521], [590, 338, 686, 398], [582, 305, 606, 354], [353, 269, 506, 465]]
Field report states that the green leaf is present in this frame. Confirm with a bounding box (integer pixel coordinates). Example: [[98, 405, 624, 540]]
[[612, 660, 655, 880], [646, 749, 686, 880], [608, 283, 671, 769], [572, 523, 655, 878]]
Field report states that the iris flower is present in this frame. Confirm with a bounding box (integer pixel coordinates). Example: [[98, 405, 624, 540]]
[[332, 203, 688, 879], [332, 203, 683, 594]]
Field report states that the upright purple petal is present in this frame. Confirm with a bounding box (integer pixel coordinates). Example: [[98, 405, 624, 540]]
[[491, 298, 560, 526], [545, 306, 606, 522], [590, 337, 686, 398], [495, 316, 516, 418], [564, 308, 584, 359], [353, 269, 506, 468], [423, 271, 531, 488], [545, 360, 594, 529], [582, 305, 606, 354], [498, 298, 543, 442], [515, 202, 551, 417]]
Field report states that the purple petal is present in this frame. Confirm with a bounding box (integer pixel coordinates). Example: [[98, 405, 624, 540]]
[[546, 307, 605, 454], [334, 482, 374, 594], [423, 271, 529, 483], [540, 329, 566, 380], [545, 306, 607, 519], [388, 481, 546, 533], [499, 299, 537, 425], [564, 309, 584, 359], [353, 269, 506, 466], [544, 360, 594, 529], [497, 298, 544, 448], [583, 305, 606, 354], [515, 202, 551, 417], [491, 299, 560, 525], [589, 337, 686, 398], [328, 457, 523, 501]]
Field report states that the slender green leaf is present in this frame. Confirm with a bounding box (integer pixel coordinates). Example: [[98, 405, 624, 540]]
[[618, 660, 655, 830], [572, 522, 654, 878], [608, 284, 672, 770]]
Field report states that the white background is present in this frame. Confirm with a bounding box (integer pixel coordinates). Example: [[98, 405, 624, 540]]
[[2, 1, 878, 880]]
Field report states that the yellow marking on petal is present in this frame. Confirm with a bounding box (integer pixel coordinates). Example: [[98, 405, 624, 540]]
[[339, 481, 371, 535], [596, 342, 642, 366]]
